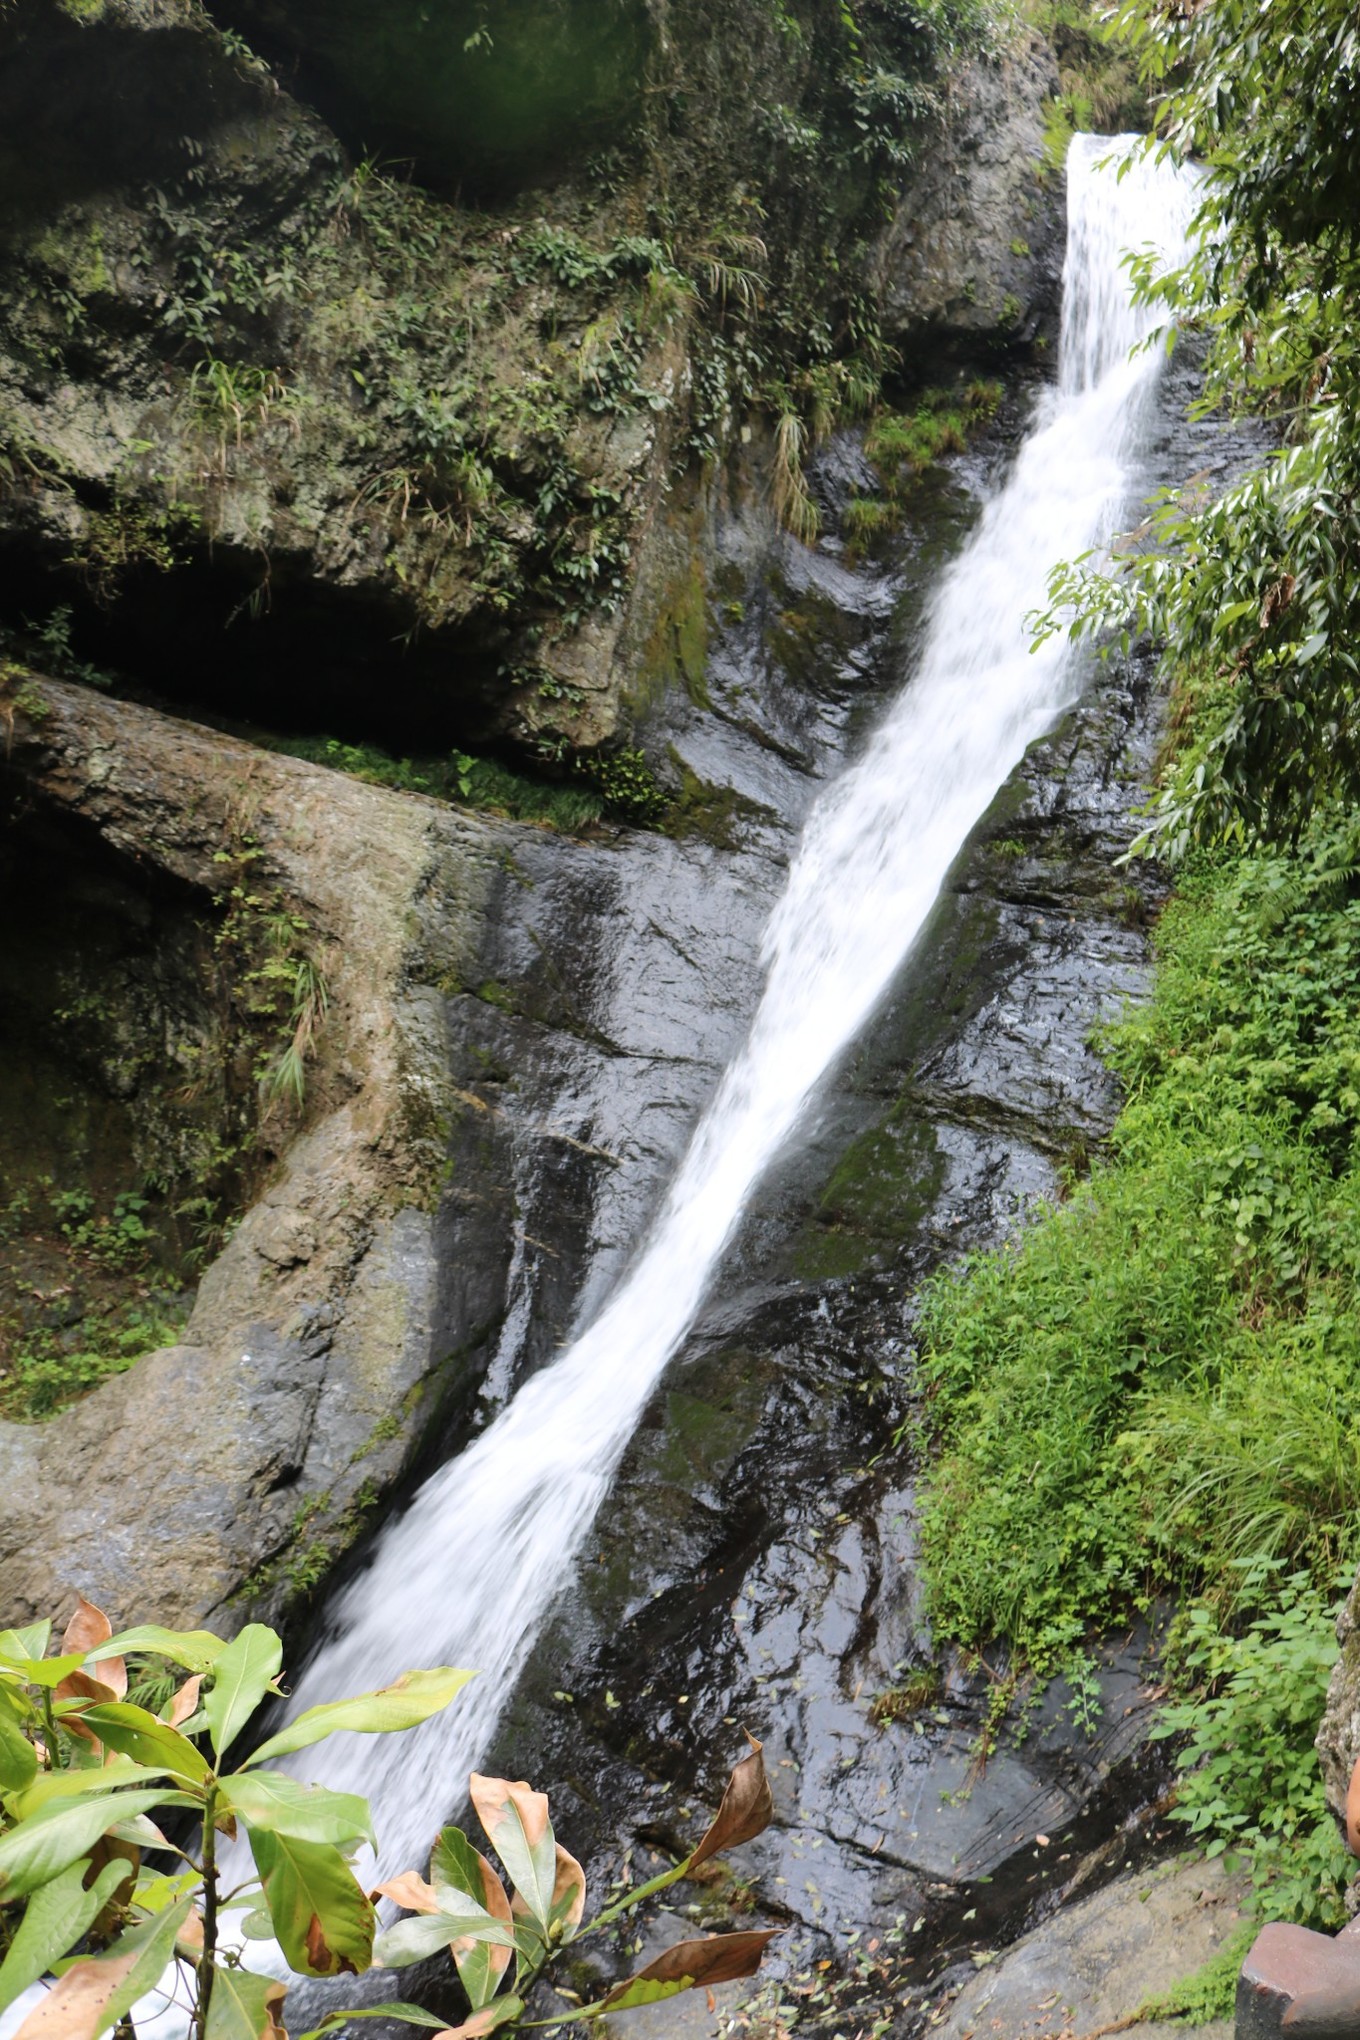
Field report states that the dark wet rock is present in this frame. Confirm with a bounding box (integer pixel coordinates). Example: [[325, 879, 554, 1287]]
[[872, 35, 1064, 353]]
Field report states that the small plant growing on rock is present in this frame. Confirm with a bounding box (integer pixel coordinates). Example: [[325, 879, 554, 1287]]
[[0, 1599, 777, 2039]]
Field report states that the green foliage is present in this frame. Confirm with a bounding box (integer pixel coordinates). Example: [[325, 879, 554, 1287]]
[[916, 814, 1360, 1660], [0, 1605, 777, 2039], [1150, 1575, 1351, 1931], [1034, 0, 1360, 852], [1137, 1920, 1259, 2027]]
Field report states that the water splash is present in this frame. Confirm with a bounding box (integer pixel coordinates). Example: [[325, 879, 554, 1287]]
[[273, 135, 1195, 1879]]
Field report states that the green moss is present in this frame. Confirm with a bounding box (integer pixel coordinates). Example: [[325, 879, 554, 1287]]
[[665, 762, 774, 850]]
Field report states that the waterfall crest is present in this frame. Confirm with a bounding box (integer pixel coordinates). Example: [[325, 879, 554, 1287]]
[[277, 135, 1196, 1877]]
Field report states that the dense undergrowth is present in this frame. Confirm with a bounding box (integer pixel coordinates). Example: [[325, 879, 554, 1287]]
[[913, 814, 1360, 1930]]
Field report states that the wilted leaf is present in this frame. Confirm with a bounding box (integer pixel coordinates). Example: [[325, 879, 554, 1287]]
[[249, 1828, 375, 1978], [0, 1710, 38, 1792], [601, 1930, 779, 2010], [203, 1963, 287, 2040], [373, 1871, 438, 1912], [0, 1860, 133, 2016], [688, 1737, 774, 1870], [12, 1895, 192, 2040], [90, 1628, 226, 1677], [246, 1667, 475, 1768], [53, 1672, 121, 1740], [546, 1846, 585, 1938], [468, 1777, 556, 1932], [203, 1627, 283, 1760], [431, 1828, 514, 2006], [167, 1676, 203, 1729], [433, 1998, 523, 2038], [0, 1789, 176, 1899], [221, 1772, 373, 1848], [60, 1600, 112, 1663], [77, 1704, 210, 1785], [1347, 1753, 1360, 1857]]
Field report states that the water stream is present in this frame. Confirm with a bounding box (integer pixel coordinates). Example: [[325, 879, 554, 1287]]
[[280, 134, 1195, 1879]]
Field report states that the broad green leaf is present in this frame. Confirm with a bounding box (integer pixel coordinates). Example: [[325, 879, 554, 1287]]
[[0, 1626, 51, 1665], [468, 1776, 555, 1932], [601, 1977, 689, 2011], [0, 1789, 172, 1899], [13, 1761, 168, 1822], [0, 1710, 38, 1792], [203, 1961, 286, 2040], [248, 1828, 375, 1978], [2, 1655, 86, 1691], [12, 1895, 193, 2040], [294, 2004, 451, 2040], [203, 1627, 283, 1760], [0, 1859, 132, 2015], [246, 1667, 474, 1768], [372, 1910, 513, 1971], [89, 1628, 227, 1676], [77, 1704, 211, 1785], [220, 1773, 373, 1847], [430, 1827, 513, 2008]]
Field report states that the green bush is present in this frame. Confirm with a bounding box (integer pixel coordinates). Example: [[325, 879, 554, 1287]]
[[915, 820, 1360, 1667]]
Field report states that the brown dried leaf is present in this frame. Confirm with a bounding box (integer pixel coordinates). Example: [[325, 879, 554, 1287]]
[[549, 1844, 585, 1935], [431, 2002, 522, 2039], [688, 1736, 775, 1870], [468, 1776, 549, 1851], [1346, 1753, 1360, 1857], [53, 1670, 120, 1745], [601, 1929, 779, 2009], [375, 1872, 440, 1914], [12, 1947, 140, 2040], [61, 1597, 113, 1658], [167, 1675, 202, 1729]]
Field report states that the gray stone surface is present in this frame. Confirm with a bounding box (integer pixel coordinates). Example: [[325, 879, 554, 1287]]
[[930, 1855, 1246, 2040]]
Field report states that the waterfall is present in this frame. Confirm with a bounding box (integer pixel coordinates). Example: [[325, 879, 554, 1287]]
[[276, 135, 1195, 1878]]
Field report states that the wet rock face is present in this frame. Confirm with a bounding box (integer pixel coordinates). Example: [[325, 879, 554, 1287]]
[[872, 36, 1063, 351]]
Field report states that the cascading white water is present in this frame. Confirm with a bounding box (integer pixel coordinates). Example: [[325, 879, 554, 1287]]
[[278, 135, 1195, 1876]]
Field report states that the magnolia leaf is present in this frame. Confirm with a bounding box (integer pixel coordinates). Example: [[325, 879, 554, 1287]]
[[371, 1911, 513, 1971], [430, 1828, 513, 2006], [688, 1737, 774, 1870], [12, 1895, 193, 2040], [248, 1829, 375, 1978], [373, 1871, 438, 1912], [600, 1929, 779, 2010], [0, 1624, 52, 1665], [12, 1760, 166, 1822], [246, 1667, 474, 1768], [222, 1773, 373, 1848], [0, 1861, 133, 2016], [546, 1845, 585, 1939], [0, 1789, 174, 1899], [203, 1627, 283, 1760], [3, 1657, 86, 1692], [203, 1963, 287, 2040], [90, 1628, 226, 1676], [53, 1673, 121, 1744], [294, 2004, 451, 2040], [0, 1709, 38, 1792], [58, 1603, 125, 1704], [468, 1776, 556, 1932], [76, 1704, 210, 1785], [167, 1676, 203, 1730]]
